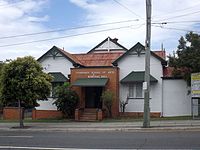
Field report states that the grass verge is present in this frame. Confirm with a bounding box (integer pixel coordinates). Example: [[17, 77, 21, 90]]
[[0, 116, 193, 123]]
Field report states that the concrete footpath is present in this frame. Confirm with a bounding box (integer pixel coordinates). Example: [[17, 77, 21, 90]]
[[0, 120, 200, 132]]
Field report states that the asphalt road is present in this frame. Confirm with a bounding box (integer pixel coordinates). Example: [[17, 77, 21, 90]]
[[0, 130, 200, 149]]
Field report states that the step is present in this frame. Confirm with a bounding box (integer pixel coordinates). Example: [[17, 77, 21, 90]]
[[82, 112, 96, 116], [78, 109, 98, 121], [80, 114, 97, 118], [84, 109, 97, 113], [79, 118, 97, 122], [80, 117, 97, 121], [80, 116, 97, 120], [80, 113, 97, 121]]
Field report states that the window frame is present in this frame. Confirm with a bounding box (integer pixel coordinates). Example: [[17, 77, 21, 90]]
[[128, 82, 143, 98]]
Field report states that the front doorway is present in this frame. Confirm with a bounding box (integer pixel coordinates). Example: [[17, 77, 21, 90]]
[[85, 87, 103, 108]]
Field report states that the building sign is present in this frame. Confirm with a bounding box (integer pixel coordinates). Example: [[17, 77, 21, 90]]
[[191, 72, 200, 98], [76, 70, 115, 78]]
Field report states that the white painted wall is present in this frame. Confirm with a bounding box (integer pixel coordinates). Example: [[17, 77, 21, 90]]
[[163, 79, 191, 116], [36, 98, 57, 110], [118, 54, 163, 113], [40, 56, 73, 76], [37, 56, 73, 110], [95, 40, 123, 50]]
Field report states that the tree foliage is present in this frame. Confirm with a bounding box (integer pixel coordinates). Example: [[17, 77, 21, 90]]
[[101, 90, 114, 118], [0, 56, 52, 108], [53, 83, 79, 118], [168, 32, 200, 85], [0, 62, 3, 109]]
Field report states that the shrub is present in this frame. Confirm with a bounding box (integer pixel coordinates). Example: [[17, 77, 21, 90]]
[[101, 90, 114, 118], [53, 83, 79, 118]]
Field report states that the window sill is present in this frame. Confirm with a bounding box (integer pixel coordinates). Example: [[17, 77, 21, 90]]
[[127, 97, 152, 100]]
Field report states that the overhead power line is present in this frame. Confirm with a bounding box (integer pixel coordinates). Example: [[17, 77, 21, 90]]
[[170, 2, 200, 13], [152, 2, 200, 19], [112, 0, 143, 19], [0, 24, 144, 48], [155, 10, 200, 22], [152, 25, 200, 33], [152, 20, 200, 25], [0, 19, 139, 40]]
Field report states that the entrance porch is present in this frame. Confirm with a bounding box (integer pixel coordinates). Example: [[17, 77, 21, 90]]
[[71, 68, 119, 121], [72, 78, 107, 121]]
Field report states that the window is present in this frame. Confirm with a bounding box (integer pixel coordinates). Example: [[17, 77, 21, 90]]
[[51, 82, 64, 98], [128, 83, 143, 98], [136, 83, 143, 97]]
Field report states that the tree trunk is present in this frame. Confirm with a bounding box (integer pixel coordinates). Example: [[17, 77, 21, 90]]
[[122, 104, 126, 113], [108, 106, 112, 118], [18, 100, 24, 128]]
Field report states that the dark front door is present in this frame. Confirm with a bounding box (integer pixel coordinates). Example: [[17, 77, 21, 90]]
[[85, 87, 103, 108]]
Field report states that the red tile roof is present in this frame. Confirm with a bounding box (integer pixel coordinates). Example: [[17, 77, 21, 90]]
[[73, 52, 124, 67], [153, 51, 166, 59], [58, 48, 83, 65], [163, 67, 174, 77], [57, 47, 166, 67]]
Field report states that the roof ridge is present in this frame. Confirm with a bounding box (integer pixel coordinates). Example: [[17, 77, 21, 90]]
[[56, 47, 83, 66]]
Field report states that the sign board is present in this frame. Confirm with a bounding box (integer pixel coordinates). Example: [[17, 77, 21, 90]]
[[143, 82, 147, 90], [191, 72, 200, 98]]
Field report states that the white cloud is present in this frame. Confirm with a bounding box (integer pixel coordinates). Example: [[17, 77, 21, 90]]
[[27, 15, 49, 22], [69, 0, 97, 9], [0, 0, 200, 60], [67, 0, 200, 54], [0, 0, 51, 60]]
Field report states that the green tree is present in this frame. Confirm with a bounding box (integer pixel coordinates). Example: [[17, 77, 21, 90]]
[[101, 90, 114, 118], [0, 62, 3, 72], [168, 32, 200, 85], [0, 56, 52, 127], [0, 62, 4, 112], [53, 83, 79, 118]]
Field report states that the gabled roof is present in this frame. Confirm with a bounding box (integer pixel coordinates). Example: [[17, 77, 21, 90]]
[[48, 72, 68, 82], [120, 71, 158, 83], [37, 45, 123, 68], [153, 51, 166, 59], [37, 46, 82, 66], [151, 51, 167, 65], [112, 42, 167, 66], [87, 37, 128, 54]]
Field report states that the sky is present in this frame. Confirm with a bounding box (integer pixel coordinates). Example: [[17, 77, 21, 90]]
[[0, 0, 200, 61]]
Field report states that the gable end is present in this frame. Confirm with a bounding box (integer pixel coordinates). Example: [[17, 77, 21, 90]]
[[112, 42, 167, 66], [87, 37, 128, 53], [37, 46, 78, 66]]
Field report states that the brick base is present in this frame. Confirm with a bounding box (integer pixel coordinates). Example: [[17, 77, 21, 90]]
[[75, 108, 83, 121], [3, 107, 24, 120], [97, 110, 103, 121], [120, 112, 161, 118], [32, 110, 63, 120]]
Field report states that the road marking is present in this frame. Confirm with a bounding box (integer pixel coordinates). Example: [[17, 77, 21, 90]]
[[0, 146, 96, 150], [0, 146, 134, 150], [0, 136, 33, 138], [0, 146, 71, 150]]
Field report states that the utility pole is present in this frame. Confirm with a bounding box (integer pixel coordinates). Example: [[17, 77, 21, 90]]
[[143, 0, 151, 128]]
